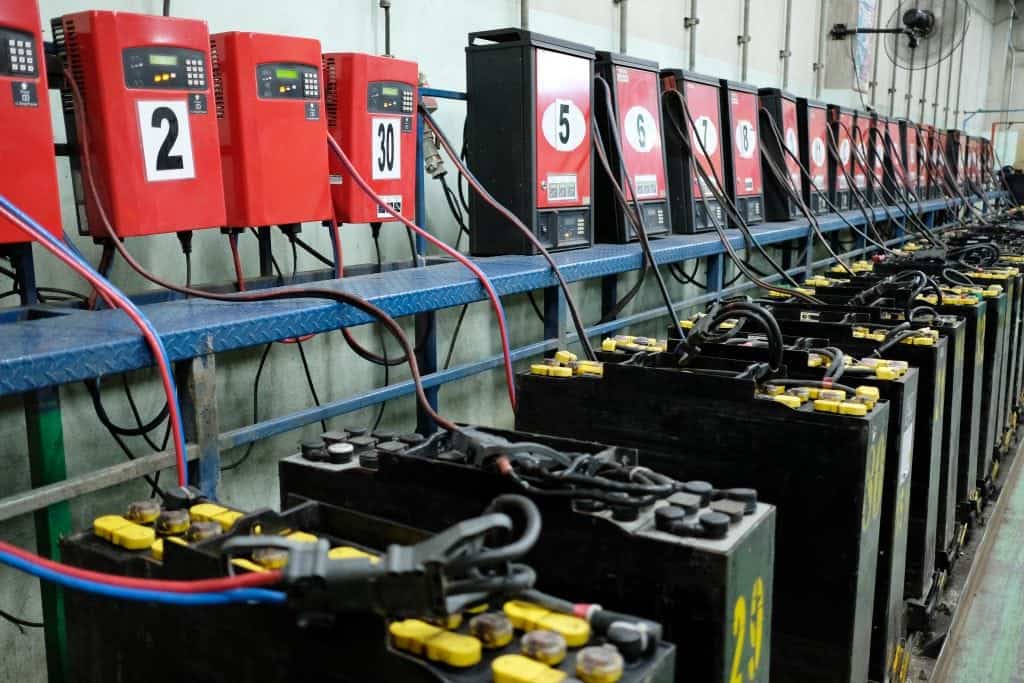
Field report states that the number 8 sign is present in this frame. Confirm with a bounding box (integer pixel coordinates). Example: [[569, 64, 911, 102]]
[[735, 120, 756, 159], [137, 100, 195, 182]]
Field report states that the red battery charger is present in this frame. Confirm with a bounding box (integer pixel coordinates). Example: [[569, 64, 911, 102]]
[[720, 80, 764, 225], [758, 88, 802, 221], [323, 52, 417, 225], [210, 31, 330, 228], [798, 98, 830, 215], [465, 29, 595, 255], [0, 0, 61, 244], [53, 10, 225, 238], [828, 105, 856, 211], [661, 69, 726, 233], [594, 52, 669, 242]]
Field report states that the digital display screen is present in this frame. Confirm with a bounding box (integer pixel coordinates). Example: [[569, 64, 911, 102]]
[[381, 85, 399, 96], [149, 54, 178, 66], [276, 68, 299, 80]]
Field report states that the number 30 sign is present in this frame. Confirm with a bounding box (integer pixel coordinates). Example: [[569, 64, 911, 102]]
[[137, 100, 195, 182]]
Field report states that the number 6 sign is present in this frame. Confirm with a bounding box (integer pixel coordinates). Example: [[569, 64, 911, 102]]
[[137, 100, 196, 182]]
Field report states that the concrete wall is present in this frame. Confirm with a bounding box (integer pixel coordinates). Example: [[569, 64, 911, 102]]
[[0, 1, 1006, 680]]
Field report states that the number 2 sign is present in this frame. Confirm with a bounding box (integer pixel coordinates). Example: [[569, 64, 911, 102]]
[[137, 100, 195, 182]]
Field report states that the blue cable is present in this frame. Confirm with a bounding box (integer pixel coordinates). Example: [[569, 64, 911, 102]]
[[0, 193, 188, 482], [0, 549, 287, 606]]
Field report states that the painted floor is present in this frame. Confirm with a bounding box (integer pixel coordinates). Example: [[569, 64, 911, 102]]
[[941, 458, 1024, 682]]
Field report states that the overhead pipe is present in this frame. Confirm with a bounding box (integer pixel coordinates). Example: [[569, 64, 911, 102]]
[[888, 5, 900, 115], [781, 0, 793, 87], [685, 0, 699, 70]]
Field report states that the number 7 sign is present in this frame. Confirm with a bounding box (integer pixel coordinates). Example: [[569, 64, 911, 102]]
[[136, 100, 196, 182]]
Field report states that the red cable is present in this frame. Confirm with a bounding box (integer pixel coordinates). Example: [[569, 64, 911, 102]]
[[0, 205, 190, 487], [0, 540, 281, 592], [327, 134, 517, 411]]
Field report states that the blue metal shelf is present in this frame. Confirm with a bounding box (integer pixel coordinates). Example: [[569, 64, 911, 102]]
[[0, 200, 952, 396]]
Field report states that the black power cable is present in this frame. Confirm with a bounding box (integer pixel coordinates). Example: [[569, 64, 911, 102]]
[[420, 107, 598, 361], [592, 75, 685, 342]]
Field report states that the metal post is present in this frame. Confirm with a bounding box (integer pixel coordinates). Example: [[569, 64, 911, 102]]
[[814, 0, 831, 98], [888, 5, 900, 116], [600, 275, 620, 321], [943, 0, 960, 127], [871, 0, 885, 107], [739, 0, 751, 81], [906, 23, 916, 119], [414, 110, 439, 432], [953, 4, 968, 126], [543, 286, 567, 352], [781, 0, 793, 88], [176, 354, 220, 499], [521, 0, 529, 29], [706, 254, 724, 292], [616, 0, 628, 54], [686, 1, 699, 70], [932, 0, 946, 125], [12, 244, 70, 683]]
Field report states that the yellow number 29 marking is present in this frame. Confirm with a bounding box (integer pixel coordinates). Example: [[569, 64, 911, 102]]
[[731, 595, 746, 683], [730, 577, 765, 682]]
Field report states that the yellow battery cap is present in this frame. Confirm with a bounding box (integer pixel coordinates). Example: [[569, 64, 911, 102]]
[[389, 619, 482, 668], [93, 515, 156, 550], [548, 366, 573, 378], [856, 386, 880, 401], [149, 535, 187, 560], [285, 531, 319, 544], [492, 655, 567, 683], [554, 350, 577, 364], [762, 384, 785, 396], [813, 399, 840, 414], [253, 547, 289, 569], [530, 364, 550, 376], [503, 601, 590, 646], [876, 367, 898, 380], [576, 645, 625, 683], [773, 395, 802, 409], [327, 546, 379, 563], [838, 401, 868, 416]]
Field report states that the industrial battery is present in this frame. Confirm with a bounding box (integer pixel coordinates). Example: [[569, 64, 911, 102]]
[[757, 88, 802, 220], [593, 52, 670, 242], [663, 339, 917, 683], [279, 426, 775, 683], [210, 32, 331, 228], [515, 361, 887, 683], [798, 97, 831, 214], [0, 0, 62, 244], [465, 29, 594, 255], [750, 313, 952, 610], [720, 80, 764, 225], [61, 496, 677, 682], [828, 105, 855, 211], [323, 52, 417, 224], [52, 10, 226, 238], [660, 69, 726, 233]]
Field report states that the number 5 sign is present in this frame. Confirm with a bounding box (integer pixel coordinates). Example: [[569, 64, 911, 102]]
[[137, 100, 195, 182]]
